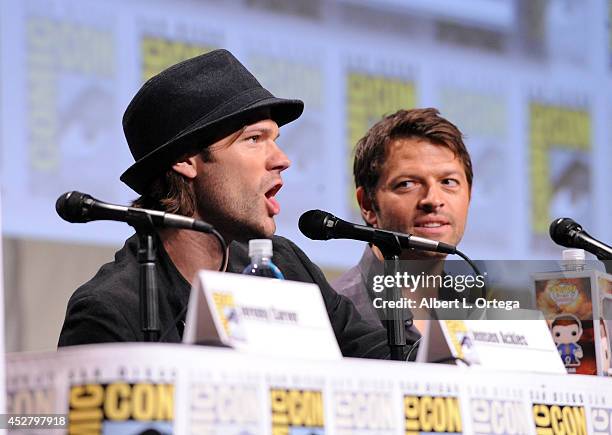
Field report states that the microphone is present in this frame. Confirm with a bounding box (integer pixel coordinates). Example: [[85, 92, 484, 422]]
[[298, 209, 456, 255], [549, 217, 612, 260], [56, 191, 215, 233]]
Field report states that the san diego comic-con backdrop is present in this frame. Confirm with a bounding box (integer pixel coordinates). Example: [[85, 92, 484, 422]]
[[1, 0, 611, 269]]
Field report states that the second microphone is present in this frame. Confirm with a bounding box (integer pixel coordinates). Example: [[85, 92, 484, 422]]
[[298, 209, 456, 255]]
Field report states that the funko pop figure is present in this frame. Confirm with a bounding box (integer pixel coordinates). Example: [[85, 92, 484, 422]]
[[551, 314, 583, 368]]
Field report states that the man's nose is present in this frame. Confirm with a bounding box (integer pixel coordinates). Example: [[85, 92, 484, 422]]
[[268, 141, 291, 172], [418, 184, 444, 211]]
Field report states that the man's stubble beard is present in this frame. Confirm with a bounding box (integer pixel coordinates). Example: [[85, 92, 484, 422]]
[[193, 176, 273, 243]]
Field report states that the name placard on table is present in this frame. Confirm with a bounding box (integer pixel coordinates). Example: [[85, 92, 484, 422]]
[[183, 271, 342, 360], [419, 318, 566, 374]]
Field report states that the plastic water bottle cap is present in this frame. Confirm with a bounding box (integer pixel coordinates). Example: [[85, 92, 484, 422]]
[[248, 239, 273, 258], [562, 249, 586, 262]]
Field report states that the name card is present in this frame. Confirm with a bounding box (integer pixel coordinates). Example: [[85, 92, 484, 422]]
[[183, 271, 342, 360], [418, 319, 566, 374]]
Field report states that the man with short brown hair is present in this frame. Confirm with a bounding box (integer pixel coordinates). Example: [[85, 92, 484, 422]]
[[333, 108, 473, 342]]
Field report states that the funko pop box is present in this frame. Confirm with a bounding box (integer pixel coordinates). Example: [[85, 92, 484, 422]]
[[533, 265, 612, 376]]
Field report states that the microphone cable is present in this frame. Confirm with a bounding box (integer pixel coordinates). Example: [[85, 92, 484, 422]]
[[454, 249, 487, 301]]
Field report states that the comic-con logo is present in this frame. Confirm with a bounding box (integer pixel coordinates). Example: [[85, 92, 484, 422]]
[[471, 399, 530, 435], [547, 281, 580, 306], [271, 388, 325, 434], [7, 388, 55, 414], [532, 403, 586, 435], [404, 395, 462, 434], [69, 382, 174, 434], [212, 291, 246, 341], [191, 384, 259, 433], [333, 391, 394, 433], [591, 407, 612, 434]]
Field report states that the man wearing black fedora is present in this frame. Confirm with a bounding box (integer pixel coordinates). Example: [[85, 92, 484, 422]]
[[58, 49, 391, 359]]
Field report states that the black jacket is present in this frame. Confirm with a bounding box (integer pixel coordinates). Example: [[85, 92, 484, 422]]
[[58, 234, 391, 359]]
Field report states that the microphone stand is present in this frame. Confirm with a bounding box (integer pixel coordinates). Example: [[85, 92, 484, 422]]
[[128, 210, 160, 342], [372, 230, 405, 361]]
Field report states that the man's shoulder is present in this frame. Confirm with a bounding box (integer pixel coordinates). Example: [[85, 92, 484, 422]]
[[69, 256, 138, 307], [270, 235, 321, 274], [271, 235, 303, 256], [67, 239, 139, 308], [58, 237, 144, 346], [331, 264, 363, 298], [331, 246, 373, 299], [330, 261, 380, 324]]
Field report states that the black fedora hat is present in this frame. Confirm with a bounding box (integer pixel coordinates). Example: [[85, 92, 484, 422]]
[[120, 49, 304, 194]]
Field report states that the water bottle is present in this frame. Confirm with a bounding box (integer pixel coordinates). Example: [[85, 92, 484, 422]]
[[561, 249, 586, 272], [242, 239, 285, 279]]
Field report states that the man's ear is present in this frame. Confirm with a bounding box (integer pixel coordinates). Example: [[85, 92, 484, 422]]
[[171, 155, 199, 180], [356, 186, 378, 227]]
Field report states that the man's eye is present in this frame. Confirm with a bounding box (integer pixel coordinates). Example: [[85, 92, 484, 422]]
[[246, 135, 260, 143], [442, 178, 459, 187], [396, 180, 415, 189]]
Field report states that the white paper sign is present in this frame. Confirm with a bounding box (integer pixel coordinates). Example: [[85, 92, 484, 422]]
[[418, 319, 566, 374], [183, 271, 342, 360]]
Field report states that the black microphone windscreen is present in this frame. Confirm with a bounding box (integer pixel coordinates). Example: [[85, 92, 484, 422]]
[[298, 209, 330, 240], [56, 191, 87, 223], [549, 217, 581, 247]]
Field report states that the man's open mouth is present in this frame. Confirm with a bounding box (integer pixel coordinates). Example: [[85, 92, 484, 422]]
[[264, 182, 283, 216]]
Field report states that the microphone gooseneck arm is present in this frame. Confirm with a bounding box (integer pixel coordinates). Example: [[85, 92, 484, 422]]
[[298, 209, 457, 254], [56, 191, 215, 233]]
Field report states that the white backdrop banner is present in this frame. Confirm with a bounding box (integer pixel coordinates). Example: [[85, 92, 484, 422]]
[[1, 0, 610, 265], [0, 194, 5, 415]]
